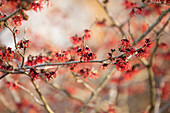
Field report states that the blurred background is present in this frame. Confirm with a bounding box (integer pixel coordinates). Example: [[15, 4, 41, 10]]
[[0, 0, 170, 113]]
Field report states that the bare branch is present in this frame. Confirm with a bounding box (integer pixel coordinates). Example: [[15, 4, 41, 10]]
[[0, 73, 9, 80], [96, 0, 126, 37], [0, 8, 22, 22], [15, 82, 44, 106], [31, 80, 55, 113], [134, 8, 170, 45], [49, 82, 84, 104]]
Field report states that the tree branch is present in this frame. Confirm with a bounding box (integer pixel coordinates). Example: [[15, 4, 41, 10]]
[[96, 0, 126, 37], [0, 8, 22, 22], [15, 82, 44, 106], [134, 8, 170, 45], [31, 80, 55, 113]]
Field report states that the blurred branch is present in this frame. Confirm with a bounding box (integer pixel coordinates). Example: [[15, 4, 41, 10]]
[[147, 31, 165, 113], [31, 80, 55, 113], [0, 93, 16, 113], [15, 82, 44, 106], [79, 67, 116, 113], [0, 73, 9, 80], [72, 72, 95, 92], [96, 0, 126, 37], [48, 82, 84, 104], [134, 8, 170, 45], [4, 23, 25, 58], [159, 101, 170, 113], [128, 18, 135, 43], [0, 8, 22, 22]]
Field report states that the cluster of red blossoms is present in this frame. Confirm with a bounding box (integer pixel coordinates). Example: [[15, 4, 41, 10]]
[[122, 0, 142, 17], [6, 81, 18, 90], [122, 0, 169, 17], [0, 0, 50, 28], [77, 67, 98, 81], [76, 46, 96, 61], [102, 38, 152, 72], [0, 47, 14, 62], [70, 29, 92, 45], [136, 38, 152, 58], [115, 56, 132, 72], [29, 68, 56, 80], [17, 39, 31, 50]]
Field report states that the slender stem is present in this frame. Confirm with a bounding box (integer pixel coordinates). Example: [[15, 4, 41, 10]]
[[159, 101, 170, 113], [0, 73, 9, 79], [0, 8, 22, 22], [31, 80, 55, 113], [15, 82, 43, 106], [147, 66, 156, 113], [96, 0, 126, 37], [49, 82, 84, 104], [134, 8, 170, 45]]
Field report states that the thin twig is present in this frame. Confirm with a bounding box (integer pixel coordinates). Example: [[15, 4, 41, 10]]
[[0, 8, 22, 22], [15, 82, 44, 106], [127, 18, 135, 43], [0, 93, 16, 113], [134, 8, 170, 45], [159, 101, 170, 113], [0, 73, 9, 79], [96, 0, 126, 37], [49, 82, 84, 104], [31, 80, 55, 113]]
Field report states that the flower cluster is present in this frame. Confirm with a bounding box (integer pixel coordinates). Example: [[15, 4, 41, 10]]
[[17, 39, 31, 50], [31, 2, 44, 12], [70, 35, 82, 45], [119, 39, 136, 55], [55, 50, 70, 62], [122, 0, 138, 9], [130, 7, 143, 17], [143, 0, 170, 4], [84, 29, 92, 40], [78, 67, 98, 81], [115, 57, 132, 72], [76, 46, 96, 61], [26, 55, 44, 66], [6, 81, 18, 90], [41, 69, 56, 81], [0, 47, 14, 61], [122, 0, 143, 17], [29, 68, 39, 80], [136, 38, 152, 58], [12, 14, 23, 26]]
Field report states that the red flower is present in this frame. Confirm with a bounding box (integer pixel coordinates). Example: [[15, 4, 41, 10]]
[[122, 0, 137, 9], [29, 68, 39, 80], [84, 29, 92, 40], [70, 35, 82, 45], [12, 15, 23, 26], [136, 38, 152, 58], [0, 47, 14, 61], [17, 39, 31, 50], [101, 63, 109, 70], [119, 39, 132, 51], [31, 3, 43, 12], [6, 82, 18, 90], [115, 57, 132, 72]]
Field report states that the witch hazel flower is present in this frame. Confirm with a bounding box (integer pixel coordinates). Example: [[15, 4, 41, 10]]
[[76, 45, 97, 61], [119, 38, 136, 55], [136, 38, 152, 58], [115, 56, 132, 72]]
